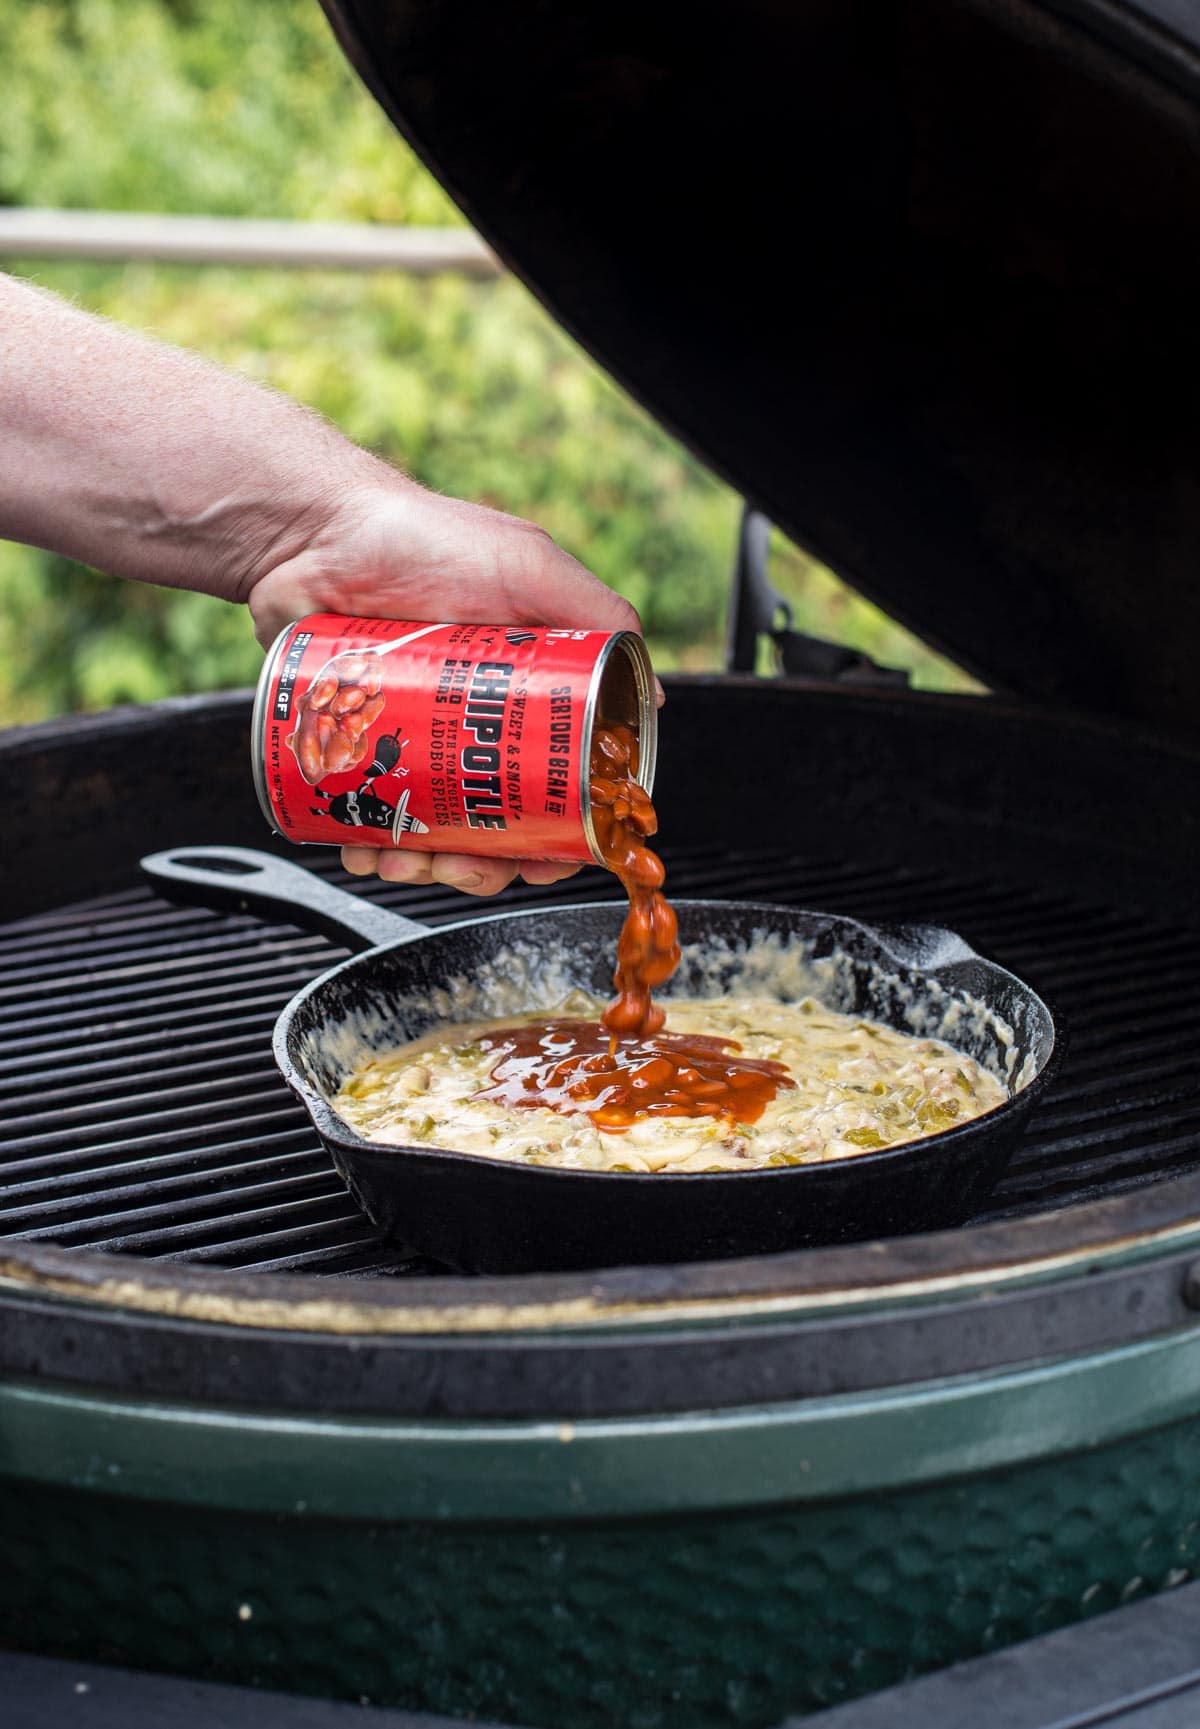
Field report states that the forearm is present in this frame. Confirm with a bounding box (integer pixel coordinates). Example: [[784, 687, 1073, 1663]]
[[0, 272, 387, 599]]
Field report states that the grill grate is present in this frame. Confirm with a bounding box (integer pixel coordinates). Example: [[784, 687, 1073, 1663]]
[[2, 844, 1199, 1277]]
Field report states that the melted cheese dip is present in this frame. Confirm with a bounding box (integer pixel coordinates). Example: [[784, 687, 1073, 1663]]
[[331, 994, 1008, 1173]]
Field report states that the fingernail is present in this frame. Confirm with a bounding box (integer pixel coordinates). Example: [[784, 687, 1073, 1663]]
[[654, 677, 666, 707], [448, 871, 485, 890]]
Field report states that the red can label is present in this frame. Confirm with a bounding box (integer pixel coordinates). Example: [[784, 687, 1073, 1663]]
[[252, 615, 655, 862]]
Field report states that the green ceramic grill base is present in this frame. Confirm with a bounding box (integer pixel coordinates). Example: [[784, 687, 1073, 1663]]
[[5, 1414, 1200, 1728]]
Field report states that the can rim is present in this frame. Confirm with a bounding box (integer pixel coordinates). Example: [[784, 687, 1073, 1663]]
[[580, 631, 658, 866], [250, 622, 294, 834]]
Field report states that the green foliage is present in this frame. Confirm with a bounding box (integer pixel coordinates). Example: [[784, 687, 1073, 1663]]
[[0, 0, 975, 725], [0, 0, 459, 225]]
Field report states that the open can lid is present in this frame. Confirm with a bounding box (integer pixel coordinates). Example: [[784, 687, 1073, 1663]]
[[322, 0, 1200, 742]]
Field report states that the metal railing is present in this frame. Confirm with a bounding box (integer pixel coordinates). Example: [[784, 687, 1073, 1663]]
[[0, 208, 502, 275]]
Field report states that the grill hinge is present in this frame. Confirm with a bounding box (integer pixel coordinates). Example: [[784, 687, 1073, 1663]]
[[725, 503, 909, 687]]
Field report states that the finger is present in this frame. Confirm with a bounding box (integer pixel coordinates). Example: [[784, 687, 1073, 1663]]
[[343, 845, 436, 887], [341, 845, 383, 876], [375, 851, 437, 886], [431, 853, 521, 896], [519, 860, 584, 885]]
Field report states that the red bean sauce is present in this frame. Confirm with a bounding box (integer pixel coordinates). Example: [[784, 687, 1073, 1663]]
[[589, 719, 679, 1039], [476, 1017, 793, 1131], [477, 722, 794, 1133]]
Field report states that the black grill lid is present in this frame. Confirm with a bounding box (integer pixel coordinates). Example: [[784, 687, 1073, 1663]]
[[322, 0, 1200, 741]]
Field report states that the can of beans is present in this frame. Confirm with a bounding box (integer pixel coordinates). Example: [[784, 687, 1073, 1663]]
[[251, 615, 657, 862]]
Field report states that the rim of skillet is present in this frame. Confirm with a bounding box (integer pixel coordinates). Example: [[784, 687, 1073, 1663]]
[[273, 897, 1064, 1185]]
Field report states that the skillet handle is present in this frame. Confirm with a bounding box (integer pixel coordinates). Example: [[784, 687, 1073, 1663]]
[[869, 921, 980, 970], [140, 846, 429, 952]]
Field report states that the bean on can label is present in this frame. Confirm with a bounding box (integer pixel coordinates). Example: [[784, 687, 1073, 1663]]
[[252, 615, 657, 863]]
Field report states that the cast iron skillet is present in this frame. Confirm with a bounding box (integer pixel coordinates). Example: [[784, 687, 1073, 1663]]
[[142, 847, 1061, 1273]]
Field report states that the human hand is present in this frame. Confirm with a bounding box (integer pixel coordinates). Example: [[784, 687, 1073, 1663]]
[[245, 475, 651, 897], [0, 276, 649, 898]]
